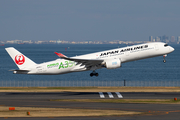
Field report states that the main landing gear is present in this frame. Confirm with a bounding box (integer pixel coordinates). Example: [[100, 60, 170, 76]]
[[90, 71, 99, 77], [163, 54, 167, 63]]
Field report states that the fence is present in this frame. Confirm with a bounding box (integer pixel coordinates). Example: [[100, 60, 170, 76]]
[[0, 80, 180, 87]]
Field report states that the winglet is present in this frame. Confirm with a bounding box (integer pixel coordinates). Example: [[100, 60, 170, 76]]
[[55, 52, 67, 58]]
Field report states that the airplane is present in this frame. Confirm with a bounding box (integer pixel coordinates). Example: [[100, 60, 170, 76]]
[[5, 42, 174, 77]]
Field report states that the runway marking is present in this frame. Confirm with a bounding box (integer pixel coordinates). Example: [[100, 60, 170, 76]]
[[99, 92, 123, 98], [115, 92, 123, 98], [99, 92, 105, 98], [107, 92, 114, 98]]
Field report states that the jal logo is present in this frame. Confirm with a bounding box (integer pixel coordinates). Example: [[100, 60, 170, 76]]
[[15, 54, 25, 65]]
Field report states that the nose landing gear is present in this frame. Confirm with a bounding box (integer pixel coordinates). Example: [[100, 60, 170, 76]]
[[163, 55, 167, 63], [90, 71, 99, 77]]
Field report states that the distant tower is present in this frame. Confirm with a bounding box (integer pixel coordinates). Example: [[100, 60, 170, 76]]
[[158, 36, 161, 41], [149, 36, 153, 42], [162, 35, 169, 43], [177, 36, 180, 44], [155, 36, 161, 42], [170, 36, 175, 43]]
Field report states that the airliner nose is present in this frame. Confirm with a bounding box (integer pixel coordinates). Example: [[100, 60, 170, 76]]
[[170, 46, 175, 52]]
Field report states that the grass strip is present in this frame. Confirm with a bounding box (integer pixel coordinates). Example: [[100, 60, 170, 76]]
[[0, 106, 141, 117], [0, 87, 179, 92]]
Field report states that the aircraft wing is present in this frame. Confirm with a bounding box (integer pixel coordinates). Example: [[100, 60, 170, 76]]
[[54, 52, 104, 67]]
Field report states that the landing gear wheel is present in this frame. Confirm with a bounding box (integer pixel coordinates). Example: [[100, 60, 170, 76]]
[[95, 73, 99, 77], [163, 55, 167, 63], [90, 73, 93, 77], [90, 71, 99, 77]]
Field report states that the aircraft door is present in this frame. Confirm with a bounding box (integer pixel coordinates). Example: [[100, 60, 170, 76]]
[[125, 51, 130, 56]]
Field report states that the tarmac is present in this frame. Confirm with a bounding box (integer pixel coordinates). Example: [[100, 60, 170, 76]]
[[0, 92, 180, 120]]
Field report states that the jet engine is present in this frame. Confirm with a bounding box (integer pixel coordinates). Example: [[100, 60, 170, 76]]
[[104, 58, 121, 69]]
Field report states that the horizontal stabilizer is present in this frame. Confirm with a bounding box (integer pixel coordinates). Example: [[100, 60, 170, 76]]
[[9, 69, 30, 72], [9, 69, 30, 74]]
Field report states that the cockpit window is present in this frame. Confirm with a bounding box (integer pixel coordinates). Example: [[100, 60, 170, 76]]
[[164, 44, 168, 47]]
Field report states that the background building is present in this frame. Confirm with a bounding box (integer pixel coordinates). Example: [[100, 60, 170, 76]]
[[170, 36, 176, 43], [155, 36, 161, 42], [162, 35, 169, 43], [177, 36, 180, 44], [149, 36, 153, 42]]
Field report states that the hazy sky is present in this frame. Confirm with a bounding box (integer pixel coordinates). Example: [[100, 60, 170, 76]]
[[1, 0, 180, 41]]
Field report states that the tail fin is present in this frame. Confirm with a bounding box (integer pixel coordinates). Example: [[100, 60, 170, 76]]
[[5, 47, 37, 70]]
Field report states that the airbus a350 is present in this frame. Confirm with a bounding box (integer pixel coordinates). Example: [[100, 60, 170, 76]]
[[5, 42, 174, 77]]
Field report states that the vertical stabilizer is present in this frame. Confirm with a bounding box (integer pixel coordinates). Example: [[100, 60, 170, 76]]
[[5, 47, 36, 70]]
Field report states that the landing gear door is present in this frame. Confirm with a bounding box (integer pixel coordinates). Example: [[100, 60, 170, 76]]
[[155, 44, 159, 51], [37, 65, 46, 73]]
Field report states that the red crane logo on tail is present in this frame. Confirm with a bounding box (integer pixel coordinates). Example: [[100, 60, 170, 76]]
[[15, 54, 25, 65]]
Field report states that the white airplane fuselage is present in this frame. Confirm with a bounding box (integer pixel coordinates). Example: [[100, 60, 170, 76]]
[[5, 42, 174, 76]]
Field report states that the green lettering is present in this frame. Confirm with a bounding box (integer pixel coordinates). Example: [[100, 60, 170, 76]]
[[69, 61, 73, 67], [65, 61, 68, 68], [47, 63, 59, 68], [59, 62, 64, 69]]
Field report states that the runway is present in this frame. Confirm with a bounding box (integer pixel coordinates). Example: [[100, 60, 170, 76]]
[[0, 92, 180, 99], [0, 92, 180, 120]]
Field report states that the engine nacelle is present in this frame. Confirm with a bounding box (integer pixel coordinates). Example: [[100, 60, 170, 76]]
[[105, 58, 121, 69]]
